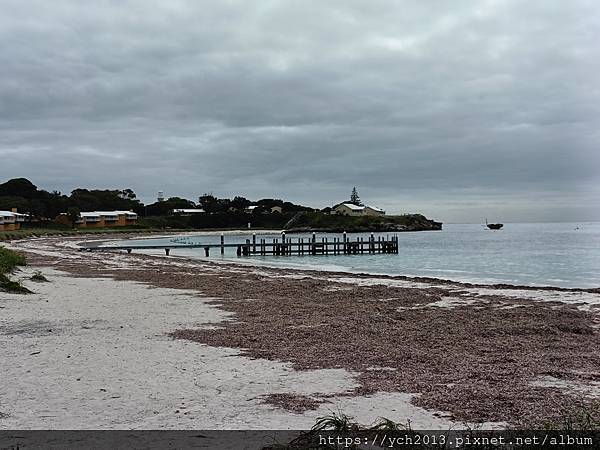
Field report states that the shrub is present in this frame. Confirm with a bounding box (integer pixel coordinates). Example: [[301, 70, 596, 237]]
[[30, 270, 49, 282], [0, 246, 30, 294], [0, 273, 32, 294], [0, 246, 26, 274]]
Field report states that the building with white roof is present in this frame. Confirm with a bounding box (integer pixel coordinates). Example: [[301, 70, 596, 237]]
[[56, 210, 138, 228], [332, 203, 386, 217], [172, 208, 205, 215], [0, 209, 28, 231]]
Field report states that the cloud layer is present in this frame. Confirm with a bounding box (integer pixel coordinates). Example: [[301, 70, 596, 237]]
[[1, 0, 599, 221]]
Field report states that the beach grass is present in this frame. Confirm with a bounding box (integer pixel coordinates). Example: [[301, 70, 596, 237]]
[[536, 399, 600, 431], [0, 275, 31, 294], [312, 413, 360, 432], [269, 411, 600, 449], [311, 413, 414, 433], [0, 246, 31, 294], [30, 270, 49, 282], [0, 246, 26, 273]]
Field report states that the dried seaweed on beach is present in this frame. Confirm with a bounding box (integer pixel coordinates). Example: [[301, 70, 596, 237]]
[[261, 393, 329, 413]]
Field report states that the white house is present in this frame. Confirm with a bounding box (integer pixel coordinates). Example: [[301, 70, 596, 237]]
[[364, 206, 386, 216], [172, 208, 205, 215], [333, 203, 386, 217], [0, 210, 27, 231]]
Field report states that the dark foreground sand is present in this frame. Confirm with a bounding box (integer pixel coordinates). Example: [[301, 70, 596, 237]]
[[6, 235, 600, 428]]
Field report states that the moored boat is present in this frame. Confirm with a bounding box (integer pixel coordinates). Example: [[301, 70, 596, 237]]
[[486, 219, 503, 230]]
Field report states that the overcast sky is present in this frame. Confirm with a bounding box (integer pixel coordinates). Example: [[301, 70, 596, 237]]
[[1, 0, 599, 222]]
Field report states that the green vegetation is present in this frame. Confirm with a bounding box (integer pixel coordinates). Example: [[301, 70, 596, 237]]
[[195, 194, 312, 215], [0, 278, 31, 294], [312, 413, 363, 432], [268, 410, 600, 449], [266, 413, 416, 449], [0, 177, 311, 228], [138, 211, 442, 233], [349, 186, 362, 206], [0, 246, 31, 294], [285, 212, 442, 232], [0, 178, 144, 219], [0, 213, 442, 240], [30, 270, 49, 282], [145, 197, 196, 216], [65, 206, 81, 228], [532, 399, 600, 431], [0, 246, 26, 273], [0, 177, 442, 234]]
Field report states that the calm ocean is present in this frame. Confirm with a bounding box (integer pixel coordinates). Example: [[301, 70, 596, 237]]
[[119, 222, 600, 289]]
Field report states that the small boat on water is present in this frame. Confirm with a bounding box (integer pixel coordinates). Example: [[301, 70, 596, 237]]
[[485, 219, 503, 230]]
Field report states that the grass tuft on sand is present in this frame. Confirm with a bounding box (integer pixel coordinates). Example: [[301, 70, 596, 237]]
[[0, 246, 26, 272], [535, 399, 600, 431], [30, 270, 49, 282], [0, 246, 31, 294], [268, 410, 600, 449]]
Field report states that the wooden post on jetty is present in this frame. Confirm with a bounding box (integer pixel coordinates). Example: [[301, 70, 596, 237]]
[[281, 232, 286, 256], [82, 232, 399, 257]]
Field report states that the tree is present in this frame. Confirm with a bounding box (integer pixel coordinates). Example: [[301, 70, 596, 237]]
[[66, 207, 81, 228], [350, 187, 362, 206], [145, 197, 195, 216], [119, 189, 137, 200], [0, 178, 39, 198], [230, 196, 251, 211], [198, 194, 219, 213], [69, 188, 143, 214]]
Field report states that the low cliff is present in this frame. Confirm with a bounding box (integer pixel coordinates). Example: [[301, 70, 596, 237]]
[[284, 212, 442, 233]]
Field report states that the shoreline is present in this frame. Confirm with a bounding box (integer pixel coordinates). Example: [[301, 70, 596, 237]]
[[2, 235, 600, 429], [58, 231, 600, 292]]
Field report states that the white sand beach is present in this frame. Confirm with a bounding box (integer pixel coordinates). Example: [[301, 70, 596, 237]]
[[1, 266, 458, 430]]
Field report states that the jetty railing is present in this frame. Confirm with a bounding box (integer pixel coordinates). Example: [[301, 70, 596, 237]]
[[240, 232, 398, 256], [79, 232, 399, 257]]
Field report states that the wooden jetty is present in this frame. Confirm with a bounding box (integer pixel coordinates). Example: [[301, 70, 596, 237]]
[[80, 232, 399, 257]]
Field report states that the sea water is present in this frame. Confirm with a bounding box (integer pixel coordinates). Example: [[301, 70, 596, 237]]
[[118, 222, 600, 289]]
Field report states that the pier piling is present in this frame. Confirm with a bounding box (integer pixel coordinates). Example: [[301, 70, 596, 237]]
[[81, 233, 399, 257]]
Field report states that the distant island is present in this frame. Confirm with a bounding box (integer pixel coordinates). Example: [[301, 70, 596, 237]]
[[0, 178, 442, 235]]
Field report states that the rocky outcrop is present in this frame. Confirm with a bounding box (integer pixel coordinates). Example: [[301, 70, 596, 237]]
[[390, 214, 443, 231], [284, 212, 442, 233]]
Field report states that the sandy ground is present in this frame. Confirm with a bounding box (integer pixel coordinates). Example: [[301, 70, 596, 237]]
[[1, 267, 458, 430], [2, 234, 599, 431]]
